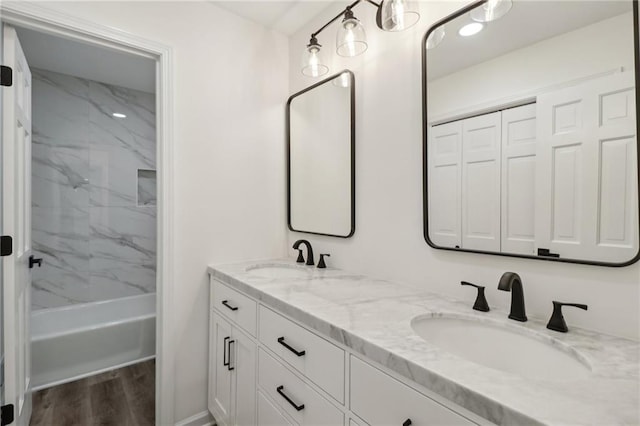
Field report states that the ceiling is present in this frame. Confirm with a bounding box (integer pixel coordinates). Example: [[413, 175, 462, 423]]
[[213, 0, 343, 36], [15, 1, 340, 92], [15, 27, 156, 93], [427, 0, 633, 80]]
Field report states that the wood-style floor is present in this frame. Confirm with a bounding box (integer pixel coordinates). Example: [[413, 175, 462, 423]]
[[30, 360, 155, 426]]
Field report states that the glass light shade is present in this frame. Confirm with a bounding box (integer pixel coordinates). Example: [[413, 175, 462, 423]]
[[301, 43, 329, 77], [380, 0, 420, 32], [336, 16, 368, 57], [470, 0, 513, 23], [426, 25, 445, 50]]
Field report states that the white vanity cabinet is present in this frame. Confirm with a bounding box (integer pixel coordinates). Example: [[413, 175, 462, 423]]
[[209, 311, 257, 426], [350, 356, 475, 426], [208, 275, 488, 426], [257, 390, 294, 425]]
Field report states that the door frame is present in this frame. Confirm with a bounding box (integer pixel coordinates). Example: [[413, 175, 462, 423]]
[[0, 2, 176, 424]]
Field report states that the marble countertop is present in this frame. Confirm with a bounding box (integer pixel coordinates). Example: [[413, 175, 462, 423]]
[[208, 259, 639, 425]]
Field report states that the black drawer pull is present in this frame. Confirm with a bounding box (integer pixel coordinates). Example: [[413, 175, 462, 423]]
[[277, 337, 306, 356], [227, 339, 235, 371], [222, 300, 238, 311], [223, 336, 230, 366], [403, 420, 412, 426], [276, 385, 304, 411]]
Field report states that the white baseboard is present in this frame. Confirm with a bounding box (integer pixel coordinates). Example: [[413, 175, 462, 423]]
[[174, 411, 215, 426]]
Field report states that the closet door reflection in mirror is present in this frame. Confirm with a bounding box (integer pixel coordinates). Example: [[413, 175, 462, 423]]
[[423, 0, 639, 265], [287, 71, 355, 238]]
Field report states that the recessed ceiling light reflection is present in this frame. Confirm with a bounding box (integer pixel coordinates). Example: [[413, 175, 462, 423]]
[[112, 112, 127, 118], [458, 22, 484, 37]]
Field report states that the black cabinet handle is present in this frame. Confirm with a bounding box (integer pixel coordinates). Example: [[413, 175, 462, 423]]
[[276, 385, 304, 411], [277, 337, 306, 356], [222, 300, 238, 311], [223, 336, 230, 366], [227, 340, 235, 371], [402, 420, 412, 426]]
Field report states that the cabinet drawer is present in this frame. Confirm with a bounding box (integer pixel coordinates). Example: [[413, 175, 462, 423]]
[[257, 390, 295, 426], [212, 279, 257, 337], [258, 348, 343, 426], [259, 305, 344, 402], [350, 356, 477, 426]]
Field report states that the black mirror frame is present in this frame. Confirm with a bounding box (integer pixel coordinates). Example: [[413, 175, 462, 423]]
[[422, 0, 640, 267], [286, 70, 356, 238]]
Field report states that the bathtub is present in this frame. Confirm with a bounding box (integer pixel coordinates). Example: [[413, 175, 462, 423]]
[[31, 293, 156, 391]]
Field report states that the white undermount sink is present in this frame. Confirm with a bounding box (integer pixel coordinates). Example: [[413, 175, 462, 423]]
[[411, 315, 591, 381], [246, 264, 313, 279]]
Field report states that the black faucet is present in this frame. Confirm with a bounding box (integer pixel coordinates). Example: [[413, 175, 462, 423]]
[[292, 240, 314, 266], [498, 272, 527, 322]]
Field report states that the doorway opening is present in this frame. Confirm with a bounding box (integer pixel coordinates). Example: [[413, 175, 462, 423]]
[[0, 3, 174, 425]]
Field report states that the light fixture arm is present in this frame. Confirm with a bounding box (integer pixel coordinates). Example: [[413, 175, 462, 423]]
[[310, 0, 381, 40]]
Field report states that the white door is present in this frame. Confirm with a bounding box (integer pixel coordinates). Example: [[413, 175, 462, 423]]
[[1, 25, 32, 426], [461, 111, 502, 252], [210, 312, 233, 426], [501, 104, 537, 255], [428, 121, 462, 248], [536, 72, 638, 262]]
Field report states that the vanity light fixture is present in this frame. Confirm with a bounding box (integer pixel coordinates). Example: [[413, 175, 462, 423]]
[[458, 22, 484, 37], [301, 0, 420, 77], [379, 0, 420, 32], [336, 7, 368, 57], [426, 25, 446, 50], [301, 35, 330, 77], [112, 112, 127, 118], [471, 0, 513, 23]]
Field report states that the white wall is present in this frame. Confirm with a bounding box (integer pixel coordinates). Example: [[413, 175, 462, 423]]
[[429, 11, 635, 119], [26, 1, 289, 422], [287, 1, 640, 341]]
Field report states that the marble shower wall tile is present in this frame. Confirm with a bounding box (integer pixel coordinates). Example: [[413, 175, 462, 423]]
[[32, 142, 90, 208], [89, 81, 156, 207], [137, 170, 157, 206], [31, 68, 157, 310], [32, 207, 91, 309], [89, 206, 157, 298], [32, 68, 90, 147], [89, 143, 140, 206]]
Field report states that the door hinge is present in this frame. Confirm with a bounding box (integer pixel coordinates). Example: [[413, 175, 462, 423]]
[[537, 248, 560, 258], [0, 66, 12, 87], [0, 236, 12, 257], [1, 404, 14, 426]]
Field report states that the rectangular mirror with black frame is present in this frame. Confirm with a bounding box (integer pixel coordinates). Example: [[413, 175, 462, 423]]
[[287, 70, 355, 238], [423, 0, 639, 266]]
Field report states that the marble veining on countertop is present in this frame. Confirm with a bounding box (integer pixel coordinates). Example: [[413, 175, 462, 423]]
[[208, 259, 640, 425]]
